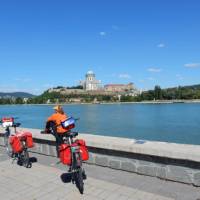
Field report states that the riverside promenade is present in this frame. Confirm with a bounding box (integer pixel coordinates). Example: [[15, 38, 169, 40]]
[[0, 146, 200, 200]]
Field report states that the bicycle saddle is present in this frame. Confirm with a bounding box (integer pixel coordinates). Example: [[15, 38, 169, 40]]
[[63, 131, 78, 138]]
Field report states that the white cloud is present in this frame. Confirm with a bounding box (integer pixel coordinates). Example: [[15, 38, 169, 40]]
[[99, 31, 106, 36], [147, 68, 162, 73], [157, 43, 165, 48], [184, 63, 200, 68], [119, 74, 131, 79]]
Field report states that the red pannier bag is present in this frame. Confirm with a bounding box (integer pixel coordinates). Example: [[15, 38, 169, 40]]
[[24, 132, 34, 148], [16, 132, 34, 148], [9, 135, 23, 153], [75, 139, 89, 161], [59, 144, 71, 165]]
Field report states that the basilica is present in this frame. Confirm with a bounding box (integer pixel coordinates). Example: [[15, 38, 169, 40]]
[[80, 71, 101, 91], [80, 71, 138, 95]]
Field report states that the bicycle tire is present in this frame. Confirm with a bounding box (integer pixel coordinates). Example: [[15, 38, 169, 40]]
[[22, 149, 32, 168], [3, 134, 13, 157], [74, 167, 84, 194], [73, 152, 84, 194]]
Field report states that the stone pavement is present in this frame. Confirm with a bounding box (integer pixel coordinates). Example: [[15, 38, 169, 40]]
[[0, 159, 174, 200], [0, 148, 200, 200]]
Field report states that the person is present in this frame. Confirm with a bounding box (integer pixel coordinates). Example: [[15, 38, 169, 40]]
[[46, 105, 68, 134], [45, 105, 68, 157]]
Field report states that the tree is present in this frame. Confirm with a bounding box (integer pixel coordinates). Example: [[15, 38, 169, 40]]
[[15, 97, 23, 104], [154, 85, 162, 100]]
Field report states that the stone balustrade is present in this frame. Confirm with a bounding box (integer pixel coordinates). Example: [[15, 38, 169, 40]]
[[1, 127, 200, 186]]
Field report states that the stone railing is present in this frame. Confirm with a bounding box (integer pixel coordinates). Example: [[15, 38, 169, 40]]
[[1, 127, 200, 186]]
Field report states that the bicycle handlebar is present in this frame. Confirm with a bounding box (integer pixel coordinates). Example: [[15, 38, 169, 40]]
[[13, 123, 21, 127]]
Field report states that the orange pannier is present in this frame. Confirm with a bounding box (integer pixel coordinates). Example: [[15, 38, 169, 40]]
[[59, 144, 71, 165], [24, 132, 34, 148], [16, 131, 34, 148], [9, 135, 23, 153], [75, 139, 89, 161]]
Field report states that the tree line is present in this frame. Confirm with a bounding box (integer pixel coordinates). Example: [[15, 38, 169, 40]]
[[0, 84, 200, 104]]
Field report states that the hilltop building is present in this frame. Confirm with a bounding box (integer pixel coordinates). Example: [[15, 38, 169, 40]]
[[80, 71, 101, 91], [104, 82, 139, 95], [104, 83, 135, 92], [48, 70, 139, 96]]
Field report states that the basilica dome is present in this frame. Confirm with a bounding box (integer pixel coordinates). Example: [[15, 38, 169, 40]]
[[86, 70, 95, 77], [86, 70, 95, 75]]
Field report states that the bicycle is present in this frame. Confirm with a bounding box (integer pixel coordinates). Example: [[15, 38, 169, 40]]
[[41, 117, 89, 194], [0, 117, 34, 168]]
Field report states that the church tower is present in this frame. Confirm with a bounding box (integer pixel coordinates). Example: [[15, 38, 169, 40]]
[[83, 71, 101, 91]]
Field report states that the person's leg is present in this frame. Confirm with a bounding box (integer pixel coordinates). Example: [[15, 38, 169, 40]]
[[46, 121, 62, 157], [55, 134, 64, 158], [46, 121, 56, 133]]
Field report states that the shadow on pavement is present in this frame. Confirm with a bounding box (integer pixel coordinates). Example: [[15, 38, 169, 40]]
[[16, 156, 38, 168], [60, 173, 72, 183], [29, 157, 37, 163]]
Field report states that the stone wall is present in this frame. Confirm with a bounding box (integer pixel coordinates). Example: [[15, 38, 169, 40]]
[[1, 127, 200, 186]]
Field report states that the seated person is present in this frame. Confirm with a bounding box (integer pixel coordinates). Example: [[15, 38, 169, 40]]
[[46, 105, 68, 157]]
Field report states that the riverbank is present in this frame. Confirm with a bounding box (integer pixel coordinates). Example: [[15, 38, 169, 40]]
[[1, 99, 200, 106]]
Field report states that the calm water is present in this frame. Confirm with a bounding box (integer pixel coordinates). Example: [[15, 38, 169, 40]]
[[0, 103, 200, 145]]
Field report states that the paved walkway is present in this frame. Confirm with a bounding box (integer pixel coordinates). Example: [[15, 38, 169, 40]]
[[0, 160, 174, 200], [0, 148, 200, 200]]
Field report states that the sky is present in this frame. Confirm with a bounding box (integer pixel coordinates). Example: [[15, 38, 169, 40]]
[[0, 0, 200, 94]]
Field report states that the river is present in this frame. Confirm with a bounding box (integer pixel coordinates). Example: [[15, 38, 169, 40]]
[[0, 103, 200, 145]]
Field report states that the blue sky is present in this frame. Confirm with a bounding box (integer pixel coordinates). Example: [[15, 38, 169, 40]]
[[0, 0, 200, 94]]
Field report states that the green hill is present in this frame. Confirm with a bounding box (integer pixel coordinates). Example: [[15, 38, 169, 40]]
[[0, 92, 35, 98]]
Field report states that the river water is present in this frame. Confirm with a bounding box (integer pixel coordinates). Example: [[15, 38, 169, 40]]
[[0, 103, 200, 145]]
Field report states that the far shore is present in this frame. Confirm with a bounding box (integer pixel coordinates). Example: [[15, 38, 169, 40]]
[[1, 99, 200, 106]]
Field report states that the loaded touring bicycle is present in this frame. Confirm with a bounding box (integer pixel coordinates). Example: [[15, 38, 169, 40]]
[[0, 117, 34, 168], [42, 116, 89, 194]]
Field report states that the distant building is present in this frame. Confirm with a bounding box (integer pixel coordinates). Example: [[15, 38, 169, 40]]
[[104, 83, 134, 92], [104, 83, 139, 96], [80, 71, 101, 91], [23, 98, 29, 103], [48, 71, 139, 96]]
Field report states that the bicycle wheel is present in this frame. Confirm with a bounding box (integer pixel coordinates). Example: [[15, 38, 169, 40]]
[[73, 153, 84, 194], [3, 134, 13, 157], [74, 167, 84, 194], [21, 149, 32, 168]]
